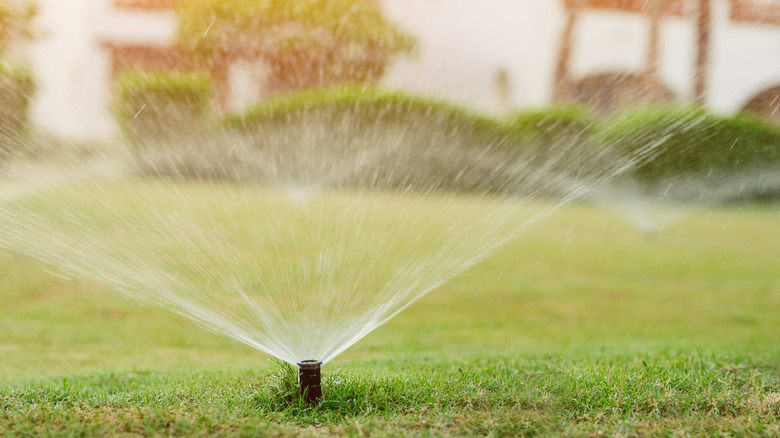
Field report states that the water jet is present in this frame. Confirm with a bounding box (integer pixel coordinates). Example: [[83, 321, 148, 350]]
[[0, 91, 666, 372], [297, 360, 322, 404]]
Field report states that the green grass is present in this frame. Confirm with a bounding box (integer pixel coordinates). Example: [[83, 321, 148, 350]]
[[1, 182, 779, 436], [2, 353, 778, 436]]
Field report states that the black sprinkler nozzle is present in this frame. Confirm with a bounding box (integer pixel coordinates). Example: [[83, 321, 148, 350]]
[[297, 360, 322, 404]]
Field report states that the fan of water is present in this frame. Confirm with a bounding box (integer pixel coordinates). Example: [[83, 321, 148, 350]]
[[0, 100, 657, 366]]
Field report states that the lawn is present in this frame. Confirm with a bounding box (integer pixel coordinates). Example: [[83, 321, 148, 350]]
[[1, 179, 778, 436]]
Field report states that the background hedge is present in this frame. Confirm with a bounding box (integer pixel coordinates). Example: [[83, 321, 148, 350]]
[[115, 71, 212, 141], [223, 89, 618, 196], [114, 70, 214, 177], [504, 105, 611, 190], [506, 105, 596, 153], [222, 86, 527, 192], [0, 62, 35, 164], [601, 106, 780, 179], [110, 79, 779, 201], [598, 105, 780, 201]]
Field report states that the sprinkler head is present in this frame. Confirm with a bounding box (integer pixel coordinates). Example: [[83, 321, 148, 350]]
[[297, 360, 322, 404]]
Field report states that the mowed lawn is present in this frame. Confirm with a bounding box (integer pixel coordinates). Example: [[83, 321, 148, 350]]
[[1, 180, 778, 436]]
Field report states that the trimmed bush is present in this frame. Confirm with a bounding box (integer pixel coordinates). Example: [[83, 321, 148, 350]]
[[599, 105, 780, 201], [114, 70, 214, 177], [505, 105, 605, 175], [225, 86, 508, 137], [506, 105, 595, 145], [134, 87, 626, 196], [0, 61, 35, 163], [602, 105, 780, 179], [114, 70, 213, 143], [223, 86, 525, 192]]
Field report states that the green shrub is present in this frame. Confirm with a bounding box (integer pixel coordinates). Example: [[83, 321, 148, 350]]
[[144, 87, 621, 196], [600, 106, 780, 181], [504, 105, 605, 177], [113, 71, 214, 177], [0, 61, 35, 163], [114, 70, 213, 144], [225, 86, 506, 136], [224, 86, 523, 192], [598, 105, 780, 201], [506, 105, 596, 145]]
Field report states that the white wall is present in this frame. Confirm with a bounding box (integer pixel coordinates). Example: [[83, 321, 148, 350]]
[[659, 16, 697, 99], [380, 0, 562, 113], [708, 0, 780, 112], [570, 12, 648, 76], [566, 0, 780, 111], [28, 0, 98, 138]]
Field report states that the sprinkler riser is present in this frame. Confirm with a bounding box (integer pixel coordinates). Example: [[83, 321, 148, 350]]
[[297, 360, 322, 404]]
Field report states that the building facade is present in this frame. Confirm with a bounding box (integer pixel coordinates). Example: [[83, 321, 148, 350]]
[[24, 0, 780, 139]]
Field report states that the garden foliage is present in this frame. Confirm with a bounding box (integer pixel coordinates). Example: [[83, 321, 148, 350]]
[[506, 104, 596, 151], [601, 105, 780, 181], [175, 0, 415, 90], [600, 105, 780, 200], [115, 70, 213, 142], [0, 0, 37, 164], [222, 86, 519, 191], [0, 62, 35, 163], [113, 79, 779, 200], [0, 0, 37, 56], [114, 71, 214, 176]]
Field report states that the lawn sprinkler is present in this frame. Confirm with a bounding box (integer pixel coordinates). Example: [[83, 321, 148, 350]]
[[297, 360, 322, 404]]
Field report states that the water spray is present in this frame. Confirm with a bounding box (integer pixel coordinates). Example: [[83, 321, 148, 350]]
[[297, 360, 322, 403]]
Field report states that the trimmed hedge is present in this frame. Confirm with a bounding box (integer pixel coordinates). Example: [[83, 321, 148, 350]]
[[122, 85, 611, 194], [598, 105, 780, 201], [506, 104, 595, 146], [223, 86, 527, 192], [113, 71, 214, 177], [505, 105, 607, 178], [111, 80, 779, 200], [114, 70, 213, 143], [225, 86, 509, 136], [600, 105, 780, 181], [0, 62, 35, 163]]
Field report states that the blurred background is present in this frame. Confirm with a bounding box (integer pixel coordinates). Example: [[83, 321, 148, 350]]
[[2, 0, 779, 141]]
